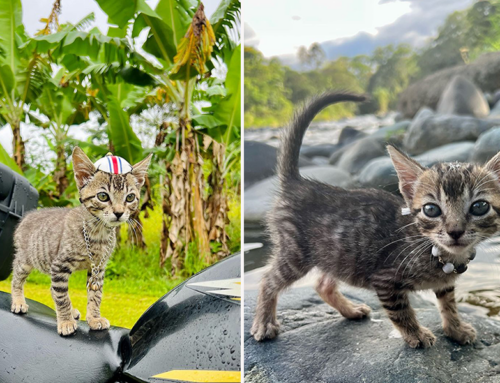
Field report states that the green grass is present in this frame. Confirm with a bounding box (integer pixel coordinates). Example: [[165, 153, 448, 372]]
[[0, 193, 241, 329], [0, 243, 189, 329]]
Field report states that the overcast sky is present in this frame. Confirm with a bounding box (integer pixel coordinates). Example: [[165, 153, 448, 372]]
[[22, 0, 220, 36], [245, 0, 473, 63]]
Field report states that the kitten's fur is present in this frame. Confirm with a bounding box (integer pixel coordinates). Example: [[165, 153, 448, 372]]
[[11, 147, 151, 336], [251, 91, 500, 348]]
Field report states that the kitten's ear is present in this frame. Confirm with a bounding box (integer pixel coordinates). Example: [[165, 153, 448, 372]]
[[132, 153, 153, 187], [72, 147, 96, 189], [485, 151, 500, 181], [387, 145, 425, 205]]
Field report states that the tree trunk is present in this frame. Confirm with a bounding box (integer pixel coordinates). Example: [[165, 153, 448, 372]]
[[11, 120, 25, 169], [53, 144, 68, 197]]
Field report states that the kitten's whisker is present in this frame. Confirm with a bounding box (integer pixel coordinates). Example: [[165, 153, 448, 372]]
[[396, 239, 431, 276], [395, 221, 418, 233], [403, 241, 432, 277]]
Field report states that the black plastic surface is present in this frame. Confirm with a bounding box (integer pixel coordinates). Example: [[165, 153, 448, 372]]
[[0, 253, 241, 383], [0, 163, 38, 280], [126, 254, 241, 382]]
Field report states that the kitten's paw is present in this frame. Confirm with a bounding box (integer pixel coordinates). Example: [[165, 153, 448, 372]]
[[88, 317, 110, 331], [251, 319, 280, 341], [72, 308, 81, 320], [444, 322, 476, 345], [11, 299, 29, 314], [344, 303, 371, 319], [403, 327, 436, 348], [57, 319, 77, 336]]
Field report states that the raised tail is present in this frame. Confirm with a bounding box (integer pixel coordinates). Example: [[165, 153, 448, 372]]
[[277, 91, 367, 182]]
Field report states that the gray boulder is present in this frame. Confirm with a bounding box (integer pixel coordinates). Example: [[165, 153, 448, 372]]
[[338, 126, 365, 145], [329, 121, 410, 171], [358, 142, 475, 192], [336, 137, 386, 174], [244, 166, 353, 223], [403, 108, 498, 155], [416, 141, 475, 166], [398, 52, 500, 118], [488, 100, 500, 119], [357, 156, 399, 193], [301, 127, 366, 159], [244, 141, 313, 189], [300, 144, 339, 159], [471, 127, 500, 164], [244, 286, 500, 383], [436, 75, 489, 118], [492, 89, 500, 107]]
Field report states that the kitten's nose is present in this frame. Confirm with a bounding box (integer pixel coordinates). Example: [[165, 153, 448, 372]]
[[447, 230, 464, 240], [114, 212, 124, 220]]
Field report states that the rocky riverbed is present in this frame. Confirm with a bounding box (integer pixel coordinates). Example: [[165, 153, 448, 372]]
[[244, 74, 500, 382]]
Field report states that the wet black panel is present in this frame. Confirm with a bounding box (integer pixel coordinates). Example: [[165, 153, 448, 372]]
[[124, 254, 241, 382], [0, 291, 130, 383], [0, 163, 38, 280]]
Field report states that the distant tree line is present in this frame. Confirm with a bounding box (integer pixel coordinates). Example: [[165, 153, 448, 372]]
[[245, 0, 500, 128]]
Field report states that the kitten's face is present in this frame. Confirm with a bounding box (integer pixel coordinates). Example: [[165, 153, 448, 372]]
[[78, 172, 141, 226], [72, 148, 152, 227], [388, 146, 500, 256], [412, 163, 500, 254]]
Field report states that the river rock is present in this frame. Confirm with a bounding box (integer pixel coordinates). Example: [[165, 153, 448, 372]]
[[356, 156, 399, 193], [488, 100, 500, 119], [403, 108, 498, 155], [336, 137, 386, 174], [358, 142, 475, 192], [300, 144, 339, 159], [244, 286, 500, 383], [244, 166, 353, 223], [398, 52, 500, 118], [245, 141, 313, 189], [338, 126, 365, 145], [329, 121, 410, 170], [471, 127, 500, 164], [436, 75, 489, 117]]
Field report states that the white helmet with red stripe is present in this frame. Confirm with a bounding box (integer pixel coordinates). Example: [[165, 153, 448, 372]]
[[94, 153, 133, 174]]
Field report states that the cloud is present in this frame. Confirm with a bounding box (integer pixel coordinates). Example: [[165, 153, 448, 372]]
[[244, 23, 260, 48], [279, 0, 472, 67]]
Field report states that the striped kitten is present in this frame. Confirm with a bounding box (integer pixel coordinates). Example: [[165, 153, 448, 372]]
[[11, 147, 151, 336], [251, 92, 500, 348]]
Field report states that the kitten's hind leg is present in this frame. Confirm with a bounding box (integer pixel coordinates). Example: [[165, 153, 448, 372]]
[[251, 257, 309, 341], [11, 260, 33, 314], [315, 274, 371, 319]]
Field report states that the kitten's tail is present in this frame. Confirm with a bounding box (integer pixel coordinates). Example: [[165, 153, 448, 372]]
[[278, 91, 367, 182]]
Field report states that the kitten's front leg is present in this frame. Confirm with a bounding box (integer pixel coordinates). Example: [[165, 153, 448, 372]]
[[51, 257, 78, 336], [86, 269, 110, 331], [376, 287, 436, 348], [435, 286, 476, 345]]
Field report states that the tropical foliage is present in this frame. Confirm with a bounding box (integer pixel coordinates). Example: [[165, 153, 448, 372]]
[[244, 0, 500, 127], [0, 0, 241, 276]]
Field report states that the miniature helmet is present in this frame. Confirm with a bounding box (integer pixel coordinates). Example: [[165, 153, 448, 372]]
[[94, 153, 133, 174]]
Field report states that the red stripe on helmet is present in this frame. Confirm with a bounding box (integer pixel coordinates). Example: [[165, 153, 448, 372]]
[[111, 156, 119, 174]]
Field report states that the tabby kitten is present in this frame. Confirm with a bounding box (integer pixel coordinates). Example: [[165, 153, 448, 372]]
[[11, 147, 151, 336], [251, 91, 500, 348]]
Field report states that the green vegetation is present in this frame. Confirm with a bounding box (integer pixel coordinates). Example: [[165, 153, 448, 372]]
[[0, 0, 241, 325], [245, 0, 500, 128]]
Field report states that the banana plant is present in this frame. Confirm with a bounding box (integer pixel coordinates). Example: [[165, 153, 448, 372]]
[[93, 0, 241, 271], [0, 0, 52, 169]]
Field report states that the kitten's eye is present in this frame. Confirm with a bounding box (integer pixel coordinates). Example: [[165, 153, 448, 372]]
[[423, 204, 441, 218], [97, 192, 109, 202], [126, 193, 135, 203], [470, 200, 489, 216]]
